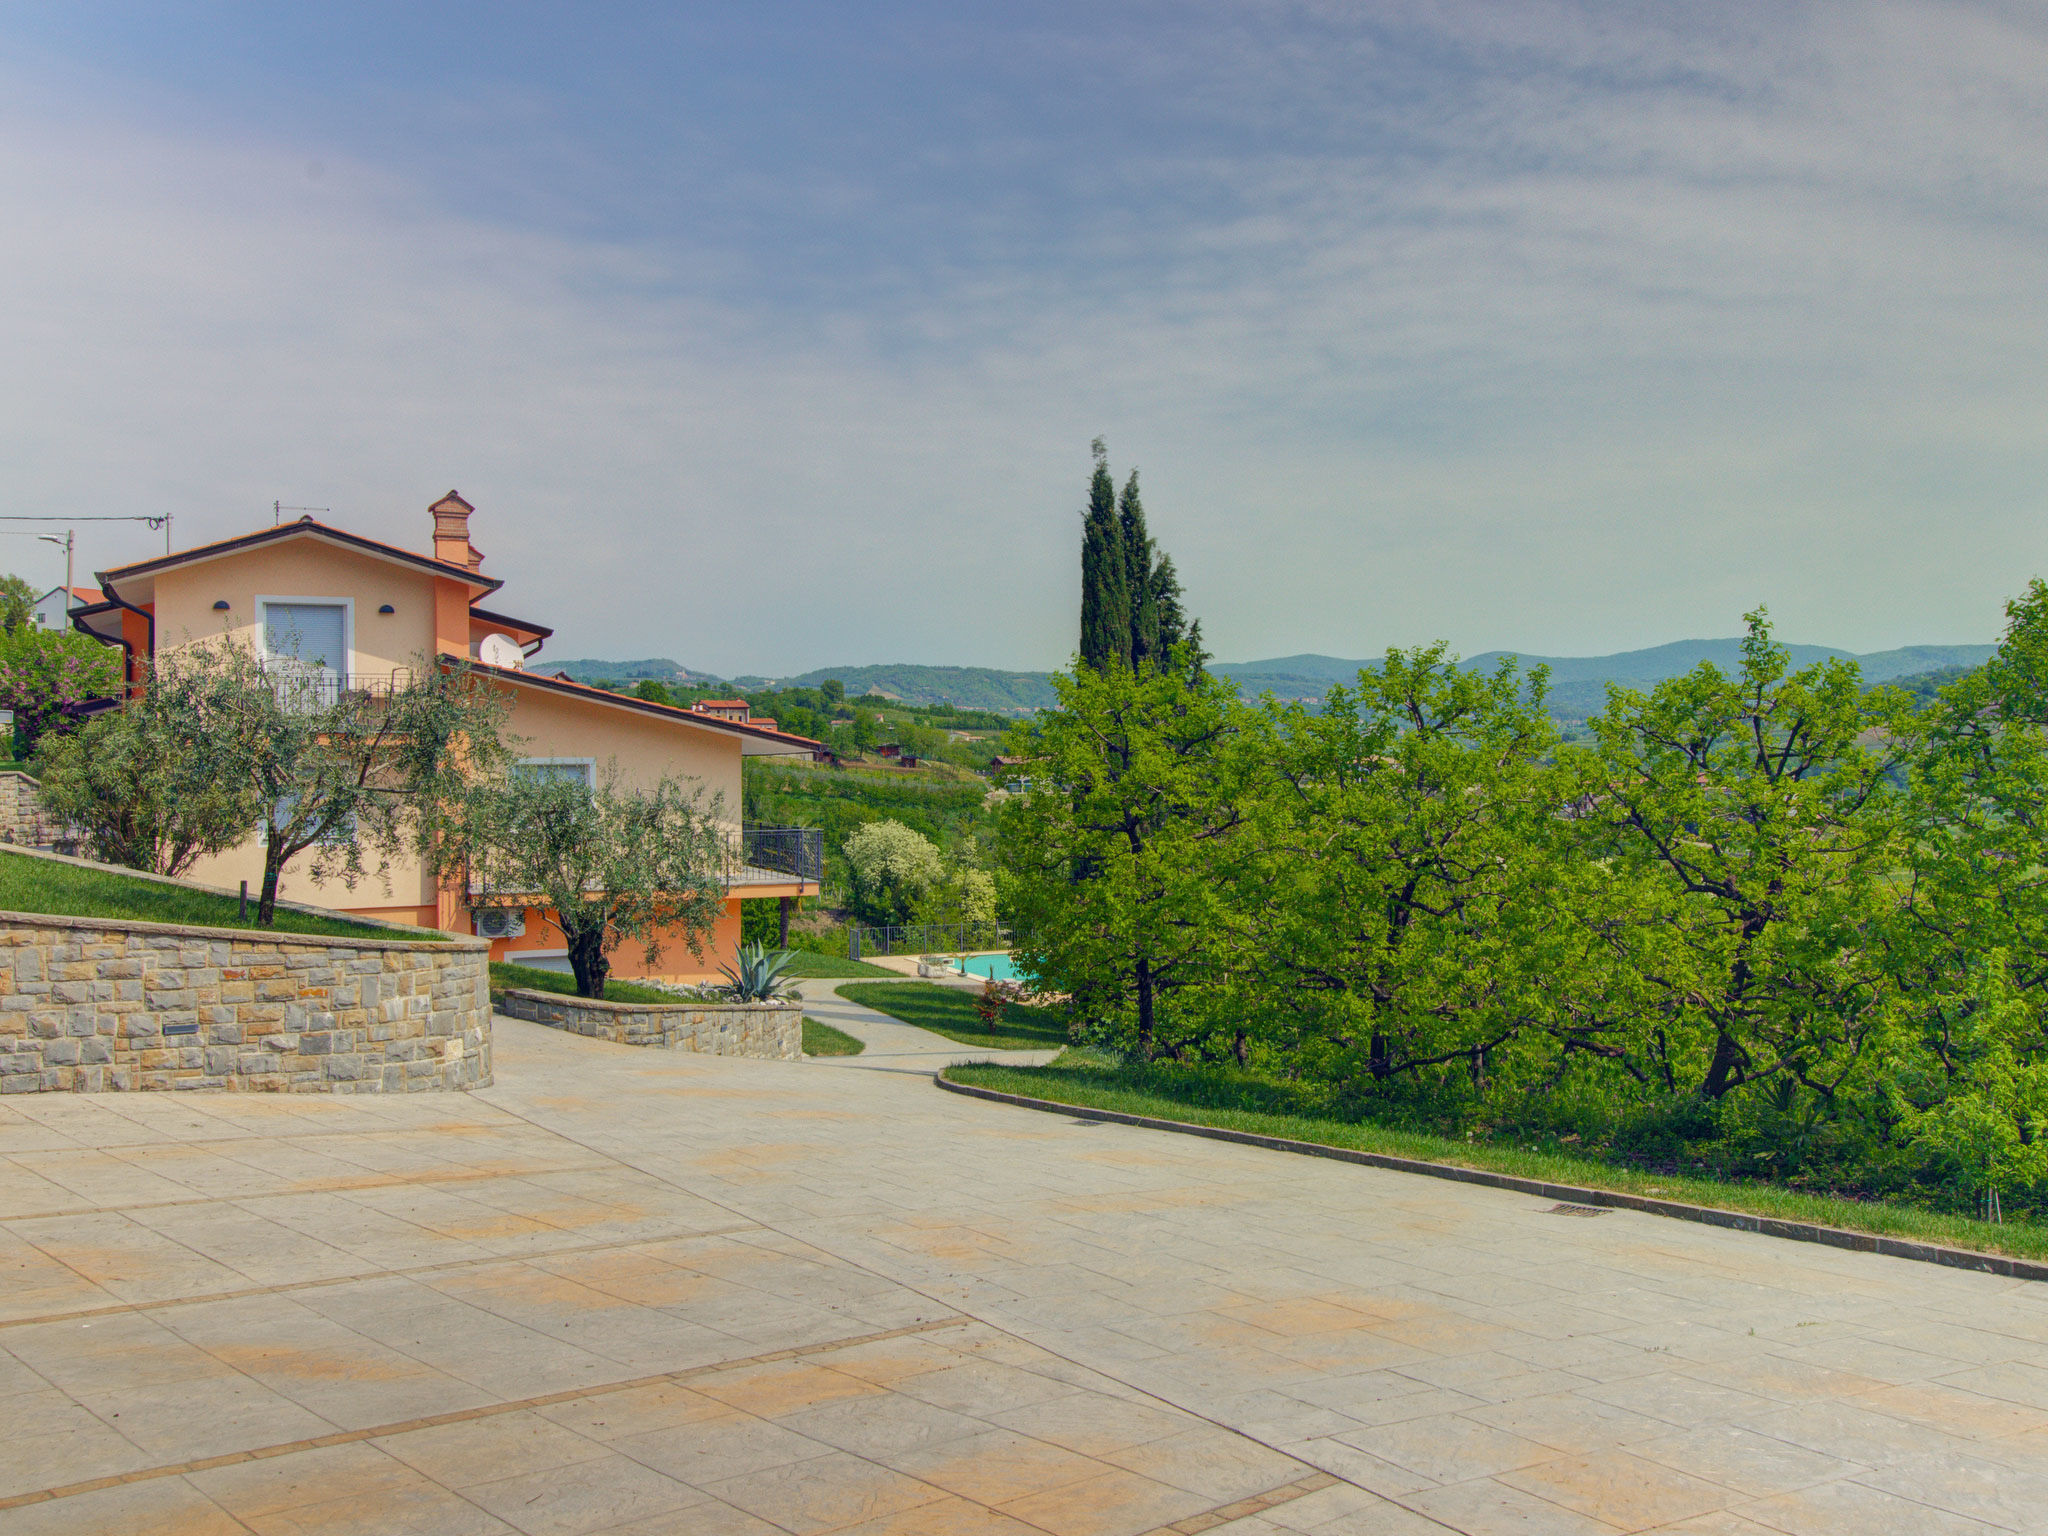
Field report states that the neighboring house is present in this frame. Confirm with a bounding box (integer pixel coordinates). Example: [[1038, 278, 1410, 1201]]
[[31, 586, 99, 631], [70, 492, 821, 982]]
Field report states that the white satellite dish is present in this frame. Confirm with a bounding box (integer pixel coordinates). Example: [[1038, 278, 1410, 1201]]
[[478, 633, 524, 670]]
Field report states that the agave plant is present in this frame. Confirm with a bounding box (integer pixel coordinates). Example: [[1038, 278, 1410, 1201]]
[[720, 941, 799, 1001]]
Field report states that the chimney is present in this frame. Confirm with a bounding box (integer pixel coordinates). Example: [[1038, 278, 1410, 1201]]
[[430, 490, 482, 572]]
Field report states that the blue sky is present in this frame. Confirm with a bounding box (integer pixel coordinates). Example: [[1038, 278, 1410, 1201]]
[[3, 3, 2046, 674]]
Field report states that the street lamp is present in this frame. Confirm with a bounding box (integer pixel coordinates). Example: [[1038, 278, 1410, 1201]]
[[35, 533, 72, 624]]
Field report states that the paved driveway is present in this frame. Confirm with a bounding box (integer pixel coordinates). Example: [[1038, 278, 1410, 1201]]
[[3, 1018, 2048, 1534]]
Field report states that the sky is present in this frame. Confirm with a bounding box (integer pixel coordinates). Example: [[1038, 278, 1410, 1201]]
[[2, 2, 2045, 676]]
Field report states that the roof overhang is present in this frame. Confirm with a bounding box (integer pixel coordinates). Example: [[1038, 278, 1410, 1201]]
[[97, 520, 501, 608], [454, 656, 819, 756]]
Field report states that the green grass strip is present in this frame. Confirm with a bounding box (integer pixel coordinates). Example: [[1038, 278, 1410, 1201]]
[[802, 1017, 866, 1056], [838, 980, 1067, 1051], [943, 1059, 2048, 1265], [0, 849, 441, 942], [489, 960, 677, 1006]]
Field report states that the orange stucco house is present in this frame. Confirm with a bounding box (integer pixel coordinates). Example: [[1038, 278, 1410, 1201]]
[[70, 492, 820, 982]]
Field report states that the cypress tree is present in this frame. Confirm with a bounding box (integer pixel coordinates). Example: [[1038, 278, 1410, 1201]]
[[1079, 438, 1128, 670], [1077, 439, 1202, 674], [1120, 470, 1158, 669]]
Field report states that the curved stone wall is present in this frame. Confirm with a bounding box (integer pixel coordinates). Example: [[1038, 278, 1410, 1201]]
[[499, 988, 800, 1059], [0, 912, 491, 1092]]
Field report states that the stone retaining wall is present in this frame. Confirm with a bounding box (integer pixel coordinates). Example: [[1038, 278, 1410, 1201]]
[[499, 987, 800, 1059], [0, 772, 67, 852], [0, 911, 492, 1092]]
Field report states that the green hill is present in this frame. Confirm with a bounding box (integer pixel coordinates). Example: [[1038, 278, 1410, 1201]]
[[1215, 641, 1996, 721], [539, 657, 704, 684], [732, 664, 1056, 713], [545, 640, 1996, 723]]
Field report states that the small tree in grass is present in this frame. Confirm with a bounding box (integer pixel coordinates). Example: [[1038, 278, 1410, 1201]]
[[460, 765, 731, 998]]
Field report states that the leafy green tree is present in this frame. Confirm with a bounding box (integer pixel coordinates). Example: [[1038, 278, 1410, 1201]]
[[1573, 610, 1921, 1107], [0, 628, 123, 755], [842, 818, 944, 925], [1233, 649, 1596, 1087], [820, 678, 845, 706], [30, 656, 270, 875], [995, 652, 1244, 1060], [0, 574, 37, 634], [632, 678, 674, 705], [461, 765, 729, 998]]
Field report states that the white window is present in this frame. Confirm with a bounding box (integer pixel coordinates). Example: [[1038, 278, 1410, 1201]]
[[270, 794, 355, 845], [260, 599, 351, 710], [515, 758, 594, 789]]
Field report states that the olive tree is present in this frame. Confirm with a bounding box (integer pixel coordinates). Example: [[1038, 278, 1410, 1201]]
[[459, 765, 731, 998], [31, 652, 271, 875], [55, 639, 513, 924]]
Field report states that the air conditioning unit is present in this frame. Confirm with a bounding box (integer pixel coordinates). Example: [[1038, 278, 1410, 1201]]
[[473, 908, 526, 940]]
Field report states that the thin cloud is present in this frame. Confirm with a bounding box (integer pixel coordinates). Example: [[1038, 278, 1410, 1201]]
[[0, 2, 2043, 673]]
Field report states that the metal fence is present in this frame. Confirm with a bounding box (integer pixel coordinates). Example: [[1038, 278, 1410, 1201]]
[[739, 827, 824, 884], [848, 922, 1007, 960]]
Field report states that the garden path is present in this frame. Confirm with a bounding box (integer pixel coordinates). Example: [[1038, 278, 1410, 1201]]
[[797, 978, 1063, 1074]]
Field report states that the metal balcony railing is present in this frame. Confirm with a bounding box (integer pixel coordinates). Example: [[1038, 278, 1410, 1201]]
[[266, 668, 414, 713], [736, 827, 824, 885]]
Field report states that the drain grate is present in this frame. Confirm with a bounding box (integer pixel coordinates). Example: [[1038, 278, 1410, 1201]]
[[1548, 1202, 1607, 1216]]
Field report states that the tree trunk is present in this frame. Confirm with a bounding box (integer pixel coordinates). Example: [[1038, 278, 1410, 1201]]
[[1369, 1032, 1390, 1080], [1232, 1029, 1248, 1068], [778, 897, 791, 949], [568, 928, 610, 999], [1134, 953, 1154, 1061], [256, 838, 283, 926], [1702, 1028, 1743, 1099]]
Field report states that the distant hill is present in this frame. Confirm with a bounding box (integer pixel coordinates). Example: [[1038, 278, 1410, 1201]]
[[545, 640, 1996, 721], [539, 657, 706, 684], [731, 664, 1057, 713], [1215, 641, 1996, 721]]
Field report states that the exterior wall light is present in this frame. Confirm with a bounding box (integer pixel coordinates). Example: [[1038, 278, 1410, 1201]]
[[378, 604, 395, 614], [212, 600, 230, 611]]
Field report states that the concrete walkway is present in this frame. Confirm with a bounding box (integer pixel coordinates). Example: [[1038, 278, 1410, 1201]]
[[5, 1019, 2048, 1533], [797, 979, 1062, 1075]]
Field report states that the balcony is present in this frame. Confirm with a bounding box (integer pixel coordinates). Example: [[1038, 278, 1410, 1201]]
[[733, 827, 824, 887], [266, 667, 414, 713]]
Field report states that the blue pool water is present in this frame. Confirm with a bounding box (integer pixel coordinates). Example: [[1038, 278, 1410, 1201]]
[[955, 951, 1026, 983]]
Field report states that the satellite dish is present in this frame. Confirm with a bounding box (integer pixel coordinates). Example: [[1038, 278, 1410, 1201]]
[[478, 633, 524, 670]]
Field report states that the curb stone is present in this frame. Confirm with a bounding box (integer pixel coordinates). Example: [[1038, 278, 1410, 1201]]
[[934, 1073, 2048, 1284]]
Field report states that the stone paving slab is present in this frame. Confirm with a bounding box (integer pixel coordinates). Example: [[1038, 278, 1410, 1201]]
[[4, 1018, 2048, 1532]]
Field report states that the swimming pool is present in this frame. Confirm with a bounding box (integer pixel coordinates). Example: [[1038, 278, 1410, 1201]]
[[950, 951, 1028, 984]]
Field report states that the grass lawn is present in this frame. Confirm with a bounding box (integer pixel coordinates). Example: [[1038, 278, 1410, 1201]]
[[489, 960, 678, 1006], [943, 1056, 2048, 1264], [780, 949, 897, 979], [837, 980, 1068, 1051], [802, 1017, 865, 1056], [0, 849, 442, 942]]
